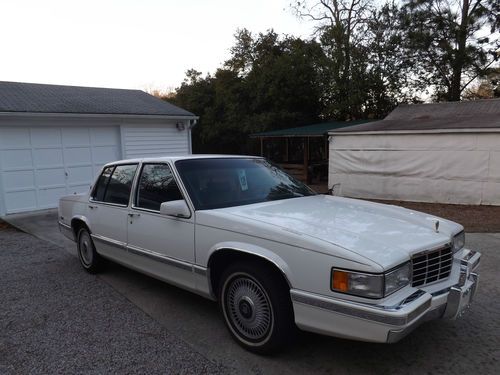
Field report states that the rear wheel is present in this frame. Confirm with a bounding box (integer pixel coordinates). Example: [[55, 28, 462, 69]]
[[218, 261, 295, 354], [77, 228, 103, 274]]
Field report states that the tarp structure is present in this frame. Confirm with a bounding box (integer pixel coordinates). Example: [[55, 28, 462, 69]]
[[329, 132, 500, 205]]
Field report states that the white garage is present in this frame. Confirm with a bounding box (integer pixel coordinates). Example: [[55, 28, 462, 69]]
[[0, 81, 197, 215], [328, 99, 500, 205]]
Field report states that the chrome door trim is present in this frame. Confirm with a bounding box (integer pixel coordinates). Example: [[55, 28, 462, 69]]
[[90, 233, 209, 279], [127, 244, 193, 272], [193, 265, 208, 276], [91, 233, 127, 250]]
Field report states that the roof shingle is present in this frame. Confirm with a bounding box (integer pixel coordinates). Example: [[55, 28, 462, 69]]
[[330, 99, 500, 133], [0, 81, 195, 117]]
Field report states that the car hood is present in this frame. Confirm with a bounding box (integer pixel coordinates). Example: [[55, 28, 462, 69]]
[[217, 195, 462, 269]]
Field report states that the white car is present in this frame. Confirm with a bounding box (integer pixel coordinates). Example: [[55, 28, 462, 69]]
[[58, 155, 480, 353]]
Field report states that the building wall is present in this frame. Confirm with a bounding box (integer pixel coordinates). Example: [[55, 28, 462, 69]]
[[328, 132, 500, 205], [0, 116, 192, 215], [121, 122, 191, 159]]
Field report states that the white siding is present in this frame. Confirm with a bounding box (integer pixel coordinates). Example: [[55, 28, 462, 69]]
[[121, 123, 190, 159], [329, 132, 500, 206]]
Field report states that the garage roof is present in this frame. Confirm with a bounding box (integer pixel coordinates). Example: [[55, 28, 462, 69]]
[[0, 81, 195, 117], [330, 98, 500, 134], [251, 119, 373, 137]]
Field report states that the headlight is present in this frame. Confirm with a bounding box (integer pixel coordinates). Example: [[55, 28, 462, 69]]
[[452, 231, 465, 253], [331, 263, 411, 299], [384, 262, 411, 296]]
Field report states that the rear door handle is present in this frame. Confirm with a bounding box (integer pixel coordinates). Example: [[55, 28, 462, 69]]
[[89, 205, 97, 210], [128, 213, 140, 217]]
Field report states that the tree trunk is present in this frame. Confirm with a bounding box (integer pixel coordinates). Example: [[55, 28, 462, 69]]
[[449, 0, 470, 101]]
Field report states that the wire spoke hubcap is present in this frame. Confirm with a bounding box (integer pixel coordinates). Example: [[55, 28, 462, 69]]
[[225, 276, 272, 341], [79, 234, 93, 266]]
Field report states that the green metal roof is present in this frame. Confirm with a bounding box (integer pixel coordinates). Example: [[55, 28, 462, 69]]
[[250, 119, 374, 137]]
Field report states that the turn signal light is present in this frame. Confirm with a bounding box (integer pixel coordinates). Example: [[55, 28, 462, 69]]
[[332, 270, 349, 292]]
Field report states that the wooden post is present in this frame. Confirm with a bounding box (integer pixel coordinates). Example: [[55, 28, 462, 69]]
[[304, 137, 309, 183], [285, 137, 289, 162]]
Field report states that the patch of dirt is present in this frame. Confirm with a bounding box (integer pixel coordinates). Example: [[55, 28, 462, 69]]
[[368, 200, 500, 233], [0, 220, 12, 230]]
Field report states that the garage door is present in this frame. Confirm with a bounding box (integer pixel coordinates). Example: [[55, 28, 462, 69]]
[[0, 126, 121, 214]]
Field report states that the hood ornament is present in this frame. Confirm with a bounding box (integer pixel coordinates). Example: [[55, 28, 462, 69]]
[[435, 220, 440, 233]]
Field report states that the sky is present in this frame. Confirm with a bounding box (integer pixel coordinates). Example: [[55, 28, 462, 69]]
[[0, 0, 315, 93]]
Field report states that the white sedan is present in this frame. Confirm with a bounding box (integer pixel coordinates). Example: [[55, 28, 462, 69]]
[[58, 155, 480, 353]]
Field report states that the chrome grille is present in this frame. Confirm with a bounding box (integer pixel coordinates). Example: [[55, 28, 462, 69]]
[[411, 246, 453, 287]]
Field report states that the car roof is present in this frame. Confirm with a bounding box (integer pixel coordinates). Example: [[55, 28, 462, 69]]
[[103, 154, 263, 166]]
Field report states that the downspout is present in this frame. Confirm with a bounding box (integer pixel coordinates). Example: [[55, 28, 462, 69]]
[[188, 119, 198, 154]]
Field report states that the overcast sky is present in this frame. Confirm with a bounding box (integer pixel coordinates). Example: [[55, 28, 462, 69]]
[[0, 0, 314, 92]]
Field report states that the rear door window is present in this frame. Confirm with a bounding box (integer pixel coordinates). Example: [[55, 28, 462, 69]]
[[103, 164, 138, 205], [135, 164, 183, 211], [92, 166, 114, 202]]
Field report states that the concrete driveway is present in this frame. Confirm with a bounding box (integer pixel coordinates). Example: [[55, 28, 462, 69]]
[[4, 210, 500, 374]]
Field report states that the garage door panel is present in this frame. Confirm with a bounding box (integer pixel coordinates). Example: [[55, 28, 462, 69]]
[[92, 146, 119, 164], [62, 128, 90, 146], [1, 149, 33, 170], [38, 187, 67, 209], [35, 169, 66, 187], [90, 127, 120, 145], [1, 125, 121, 214], [0, 128, 31, 148], [67, 184, 92, 195], [5, 190, 37, 213], [64, 147, 92, 165], [67, 166, 93, 185], [31, 128, 62, 147], [33, 149, 64, 168], [3, 170, 35, 191]]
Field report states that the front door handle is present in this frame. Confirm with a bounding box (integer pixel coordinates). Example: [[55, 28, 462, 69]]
[[89, 204, 97, 210], [128, 213, 141, 217]]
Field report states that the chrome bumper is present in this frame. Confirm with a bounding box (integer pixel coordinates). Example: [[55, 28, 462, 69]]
[[291, 249, 481, 343]]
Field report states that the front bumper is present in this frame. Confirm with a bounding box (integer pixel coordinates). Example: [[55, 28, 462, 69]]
[[291, 249, 481, 343]]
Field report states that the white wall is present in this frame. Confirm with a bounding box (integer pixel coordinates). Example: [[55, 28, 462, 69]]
[[329, 132, 500, 205], [121, 122, 190, 159]]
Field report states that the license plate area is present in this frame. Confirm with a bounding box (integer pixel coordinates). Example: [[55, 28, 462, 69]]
[[443, 273, 479, 319]]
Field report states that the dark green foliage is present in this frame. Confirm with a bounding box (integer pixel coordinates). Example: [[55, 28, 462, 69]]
[[172, 30, 326, 154], [401, 0, 500, 101]]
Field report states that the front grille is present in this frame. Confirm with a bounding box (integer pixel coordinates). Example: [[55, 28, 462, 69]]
[[411, 246, 453, 287]]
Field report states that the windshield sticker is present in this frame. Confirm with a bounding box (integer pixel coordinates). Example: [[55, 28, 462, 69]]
[[237, 169, 248, 191]]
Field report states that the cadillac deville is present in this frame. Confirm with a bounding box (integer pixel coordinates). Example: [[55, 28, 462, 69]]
[[58, 155, 481, 353]]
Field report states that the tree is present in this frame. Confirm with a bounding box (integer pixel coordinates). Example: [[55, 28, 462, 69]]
[[171, 30, 327, 154], [463, 67, 500, 99], [292, 0, 374, 118], [401, 0, 500, 101]]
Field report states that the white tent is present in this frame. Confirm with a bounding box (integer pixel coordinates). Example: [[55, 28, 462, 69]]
[[328, 99, 500, 205]]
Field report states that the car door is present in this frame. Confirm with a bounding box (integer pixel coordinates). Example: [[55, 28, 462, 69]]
[[126, 162, 195, 288], [87, 164, 138, 261]]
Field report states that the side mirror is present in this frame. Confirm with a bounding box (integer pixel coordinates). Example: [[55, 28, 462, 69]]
[[160, 200, 191, 219]]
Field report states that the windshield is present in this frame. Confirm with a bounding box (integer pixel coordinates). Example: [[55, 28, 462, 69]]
[[175, 158, 316, 210]]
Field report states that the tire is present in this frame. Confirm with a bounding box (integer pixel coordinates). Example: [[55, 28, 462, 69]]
[[76, 228, 103, 274], [218, 260, 295, 354]]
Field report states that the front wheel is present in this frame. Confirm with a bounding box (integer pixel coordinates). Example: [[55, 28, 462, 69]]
[[218, 261, 295, 354], [77, 228, 103, 274]]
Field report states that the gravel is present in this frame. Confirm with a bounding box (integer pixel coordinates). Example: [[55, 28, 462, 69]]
[[0, 228, 227, 374]]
